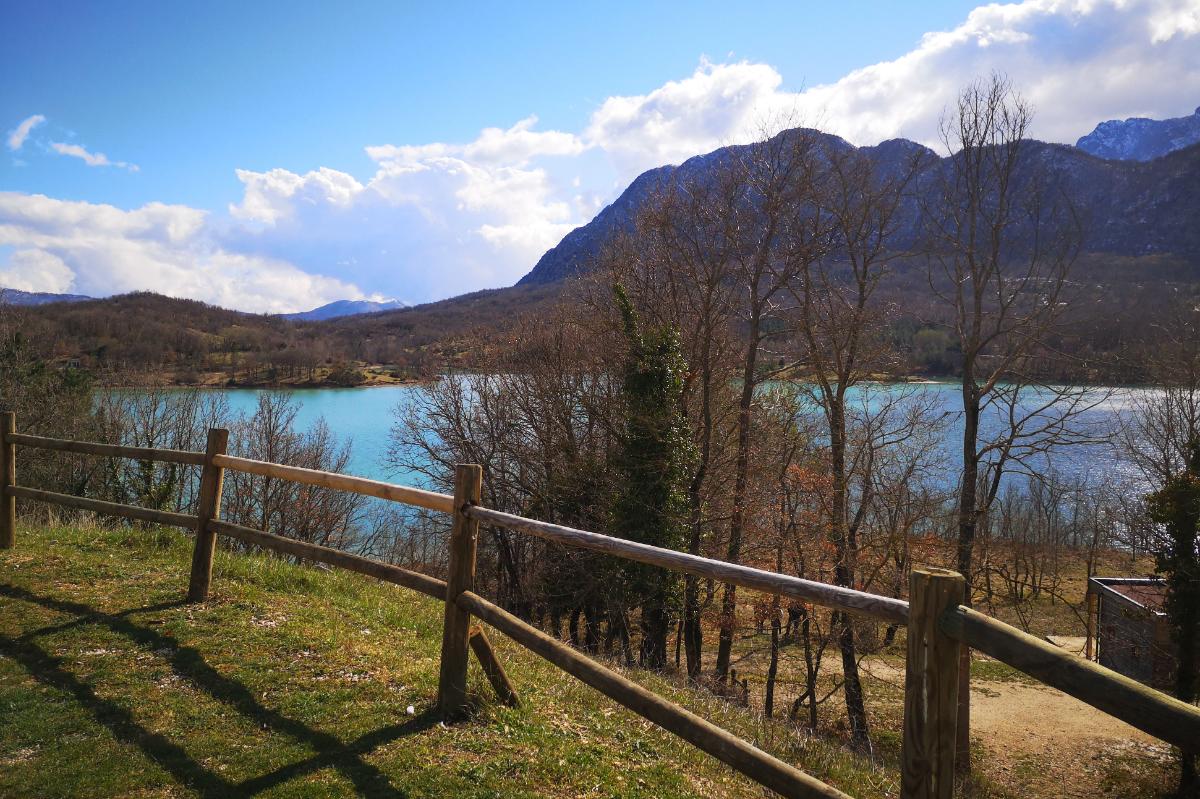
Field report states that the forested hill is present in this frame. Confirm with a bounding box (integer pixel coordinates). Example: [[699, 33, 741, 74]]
[[517, 127, 1200, 286], [7, 285, 559, 385]]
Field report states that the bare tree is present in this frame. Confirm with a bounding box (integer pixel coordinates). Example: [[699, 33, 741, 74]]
[[710, 126, 830, 687], [925, 73, 1092, 770], [223, 393, 365, 551]]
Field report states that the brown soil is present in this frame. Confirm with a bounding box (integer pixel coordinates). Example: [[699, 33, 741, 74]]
[[971, 680, 1174, 797]]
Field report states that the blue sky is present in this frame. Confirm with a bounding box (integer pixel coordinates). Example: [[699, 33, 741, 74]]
[[2, 1, 976, 209], [2, 0, 1199, 312]]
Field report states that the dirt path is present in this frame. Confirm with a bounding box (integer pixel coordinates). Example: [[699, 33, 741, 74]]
[[971, 679, 1173, 797]]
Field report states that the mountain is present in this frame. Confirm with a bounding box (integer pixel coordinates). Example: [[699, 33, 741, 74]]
[[518, 127, 1200, 286], [282, 298, 409, 321], [0, 287, 92, 306], [1076, 106, 1200, 161]]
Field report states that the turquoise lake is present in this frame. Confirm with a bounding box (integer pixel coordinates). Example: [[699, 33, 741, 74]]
[[191, 382, 1151, 493]]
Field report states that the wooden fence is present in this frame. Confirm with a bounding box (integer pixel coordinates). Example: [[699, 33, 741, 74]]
[[1, 412, 1197, 799]]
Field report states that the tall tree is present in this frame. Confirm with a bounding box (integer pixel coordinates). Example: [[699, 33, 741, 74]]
[[598, 169, 741, 680], [924, 74, 1085, 769], [1125, 307, 1200, 795], [1143, 443, 1199, 794], [713, 126, 828, 686], [611, 285, 693, 669], [787, 141, 922, 751]]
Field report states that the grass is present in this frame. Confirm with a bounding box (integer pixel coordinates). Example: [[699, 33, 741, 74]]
[[0, 521, 899, 799]]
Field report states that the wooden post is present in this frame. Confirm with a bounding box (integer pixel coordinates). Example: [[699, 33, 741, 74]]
[[187, 428, 228, 602], [469, 624, 519, 707], [901, 567, 965, 799], [438, 463, 482, 717], [1085, 589, 1098, 661], [0, 412, 14, 550]]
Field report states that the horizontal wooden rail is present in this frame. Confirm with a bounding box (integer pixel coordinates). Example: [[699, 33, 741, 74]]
[[456, 590, 851, 799], [208, 519, 447, 599], [212, 454, 455, 514], [466, 506, 909, 625], [6, 433, 205, 466], [941, 605, 1200, 750], [6, 485, 197, 528]]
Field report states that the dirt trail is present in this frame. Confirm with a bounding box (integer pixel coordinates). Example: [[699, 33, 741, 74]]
[[971, 679, 1173, 797]]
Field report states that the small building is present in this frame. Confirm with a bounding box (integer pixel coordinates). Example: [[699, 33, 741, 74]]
[[1086, 577, 1176, 690]]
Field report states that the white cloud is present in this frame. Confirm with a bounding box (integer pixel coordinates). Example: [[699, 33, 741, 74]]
[[225, 116, 586, 299], [585, 59, 790, 176], [583, 0, 1200, 174], [6, 115, 45, 151], [0, 193, 368, 313], [790, 0, 1200, 149], [0, 249, 75, 293], [50, 141, 139, 172]]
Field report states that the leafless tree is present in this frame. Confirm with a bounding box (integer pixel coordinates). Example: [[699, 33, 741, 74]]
[[924, 73, 1095, 769], [222, 392, 365, 551], [709, 126, 830, 687], [785, 138, 924, 750]]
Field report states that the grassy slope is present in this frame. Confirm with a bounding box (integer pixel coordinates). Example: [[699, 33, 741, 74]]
[[0, 523, 894, 799]]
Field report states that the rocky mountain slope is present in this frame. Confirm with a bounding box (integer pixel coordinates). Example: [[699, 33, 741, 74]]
[[1076, 106, 1200, 161], [519, 126, 1200, 286]]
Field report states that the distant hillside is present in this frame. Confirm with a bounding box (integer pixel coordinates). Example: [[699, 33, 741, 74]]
[[281, 297, 409, 321], [1077, 106, 1200, 161], [10, 286, 557, 385], [518, 126, 1200, 286], [0, 287, 91, 306]]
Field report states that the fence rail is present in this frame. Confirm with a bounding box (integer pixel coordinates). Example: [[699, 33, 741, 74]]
[[1, 413, 1197, 799]]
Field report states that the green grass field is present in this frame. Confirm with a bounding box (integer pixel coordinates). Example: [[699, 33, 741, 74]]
[[0, 521, 899, 799]]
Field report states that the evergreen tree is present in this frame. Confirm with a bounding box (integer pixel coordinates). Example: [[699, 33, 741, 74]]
[[1146, 438, 1200, 796], [611, 285, 693, 670]]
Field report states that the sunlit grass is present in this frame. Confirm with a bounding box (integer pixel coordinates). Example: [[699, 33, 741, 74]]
[[1, 521, 904, 798]]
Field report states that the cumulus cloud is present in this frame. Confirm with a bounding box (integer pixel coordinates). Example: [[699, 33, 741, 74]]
[[6, 115, 45, 151], [585, 59, 790, 176], [0, 249, 75, 293], [50, 141, 139, 172], [792, 0, 1200, 149], [0, 192, 368, 312], [225, 115, 590, 299], [584, 0, 1200, 175]]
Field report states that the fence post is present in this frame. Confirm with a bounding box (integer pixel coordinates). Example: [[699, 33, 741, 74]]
[[438, 463, 482, 717], [901, 567, 965, 799], [187, 428, 229, 602], [0, 412, 14, 550], [1085, 588, 1097, 660]]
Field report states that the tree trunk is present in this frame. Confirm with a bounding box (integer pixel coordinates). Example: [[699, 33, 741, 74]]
[[715, 307, 760, 684], [956, 382, 981, 773], [829, 400, 871, 752]]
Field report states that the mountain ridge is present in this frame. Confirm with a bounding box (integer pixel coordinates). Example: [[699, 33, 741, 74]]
[[280, 298, 409, 321], [0, 287, 92, 306], [1076, 106, 1200, 161], [517, 126, 1200, 286]]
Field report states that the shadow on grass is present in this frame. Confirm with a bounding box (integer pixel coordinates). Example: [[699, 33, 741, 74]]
[[0, 583, 442, 798]]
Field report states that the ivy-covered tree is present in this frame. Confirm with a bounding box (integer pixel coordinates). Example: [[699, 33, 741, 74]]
[[611, 285, 693, 670], [1145, 438, 1200, 796]]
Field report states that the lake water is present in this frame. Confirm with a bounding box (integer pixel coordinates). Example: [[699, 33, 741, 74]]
[[203, 381, 1152, 494], [210, 386, 422, 483]]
